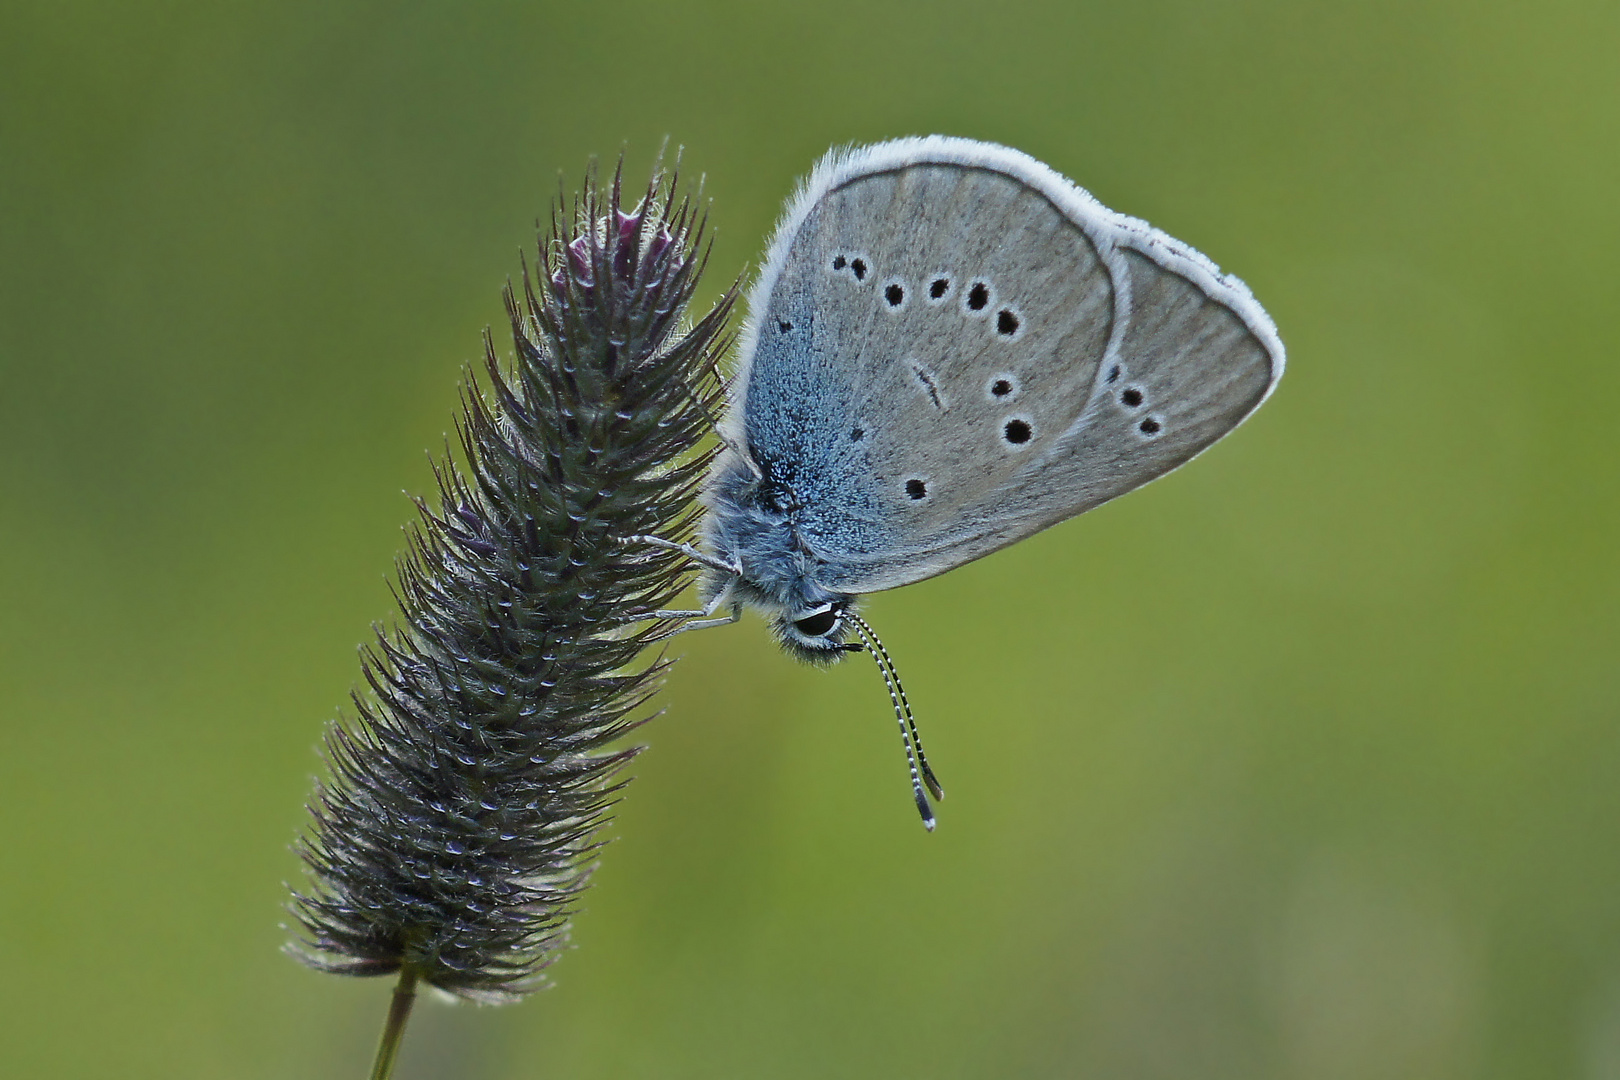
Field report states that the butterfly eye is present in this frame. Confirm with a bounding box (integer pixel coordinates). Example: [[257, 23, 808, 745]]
[[792, 607, 840, 637]]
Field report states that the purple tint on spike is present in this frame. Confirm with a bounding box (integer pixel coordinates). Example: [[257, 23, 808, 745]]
[[566, 235, 593, 285], [647, 227, 674, 266], [615, 210, 640, 244], [613, 210, 640, 281]]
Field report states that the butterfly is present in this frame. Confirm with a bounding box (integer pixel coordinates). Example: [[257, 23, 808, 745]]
[[643, 137, 1283, 827]]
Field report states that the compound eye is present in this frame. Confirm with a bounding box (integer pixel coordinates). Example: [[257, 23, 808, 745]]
[[792, 607, 839, 637]]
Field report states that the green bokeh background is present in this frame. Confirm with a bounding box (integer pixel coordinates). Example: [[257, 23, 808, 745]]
[[4, 1, 1618, 1076]]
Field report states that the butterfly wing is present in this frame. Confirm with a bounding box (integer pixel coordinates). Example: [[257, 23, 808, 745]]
[[729, 137, 1284, 595]]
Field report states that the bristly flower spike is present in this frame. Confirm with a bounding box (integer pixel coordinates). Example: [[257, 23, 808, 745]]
[[288, 157, 736, 1010]]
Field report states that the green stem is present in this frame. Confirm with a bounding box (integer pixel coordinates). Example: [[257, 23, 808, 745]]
[[369, 965, 420, 1080]]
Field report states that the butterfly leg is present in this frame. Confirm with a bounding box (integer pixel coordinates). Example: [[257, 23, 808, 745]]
[[653, 600, 742, 636], [612, 594, 741, 637], [619, 534, 741, 578], [613, 534, 743, 635]]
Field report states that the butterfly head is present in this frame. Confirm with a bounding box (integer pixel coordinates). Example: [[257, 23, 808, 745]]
[[772, 598, 864, 665]]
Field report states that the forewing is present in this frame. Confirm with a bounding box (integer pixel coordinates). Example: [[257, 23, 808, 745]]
[[734, 138, 1283, 594]]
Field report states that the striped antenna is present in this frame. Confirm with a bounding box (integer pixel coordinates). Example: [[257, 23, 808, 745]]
[[843, 611, 944, 830]]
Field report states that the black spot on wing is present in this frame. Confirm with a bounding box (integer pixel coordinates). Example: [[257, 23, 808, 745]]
[[1002, 418, 1032, 445]]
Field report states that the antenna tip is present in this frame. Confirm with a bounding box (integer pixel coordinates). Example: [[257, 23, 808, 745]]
[[915, 791, 936, 831]]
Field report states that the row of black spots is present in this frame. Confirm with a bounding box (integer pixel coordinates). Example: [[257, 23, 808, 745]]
[[831, 252, 1023, 342], [1103, 362, 1162, 436], [833, 252, 1027, 342]]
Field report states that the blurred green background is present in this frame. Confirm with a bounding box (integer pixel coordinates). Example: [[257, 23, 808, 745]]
[[4, 1, 1618, 1076]]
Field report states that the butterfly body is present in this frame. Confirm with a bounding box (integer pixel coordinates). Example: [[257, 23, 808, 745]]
[[700, 136, 1284, 663]]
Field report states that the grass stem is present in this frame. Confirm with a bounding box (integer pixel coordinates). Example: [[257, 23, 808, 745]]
[[369, 965, 420, 1080]]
